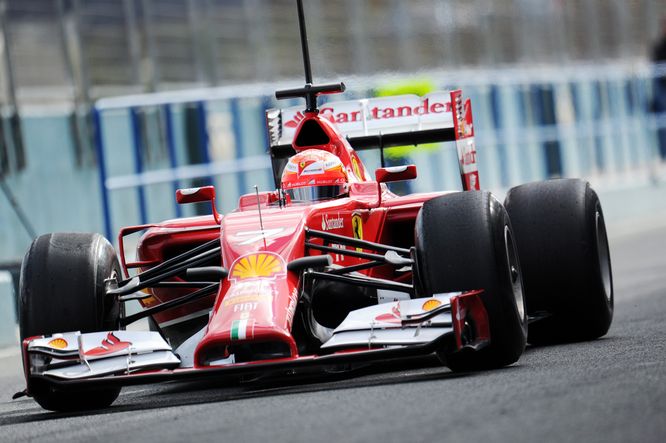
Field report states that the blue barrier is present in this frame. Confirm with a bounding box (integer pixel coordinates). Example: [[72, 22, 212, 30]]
[[230, 98, 248, 197], [163, 104, 183, 219], [92, 107, 113, 242], [129, 107, 148, 227]]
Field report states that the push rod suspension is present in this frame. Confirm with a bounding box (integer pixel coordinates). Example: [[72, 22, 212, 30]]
[[308, 271, 414, 295], [305, 242, 385, 262], [305, 228, 410, 255], [120, 238, 219, 285], [111, 246, 221, 296], [328, 260, 384, 275], [120, 283, 219, 326]]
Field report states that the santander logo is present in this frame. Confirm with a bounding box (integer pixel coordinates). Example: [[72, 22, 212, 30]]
[[283, 98, 452, 128], [322, 213, 344, 230]]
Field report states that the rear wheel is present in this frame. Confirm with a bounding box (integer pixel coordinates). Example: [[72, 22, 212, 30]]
[[19, 233, 123, 411], [415, 191, 527, 371], [504, 179, 613, 344]]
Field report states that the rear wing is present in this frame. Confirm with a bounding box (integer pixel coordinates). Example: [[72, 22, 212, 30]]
[[265, 90, 480, 191]]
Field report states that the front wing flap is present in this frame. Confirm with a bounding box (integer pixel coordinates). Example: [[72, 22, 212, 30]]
[[321, 293, 460, 349], [25, 331, 180, 381]]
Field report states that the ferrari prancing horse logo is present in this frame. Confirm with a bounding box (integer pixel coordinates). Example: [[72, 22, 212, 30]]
[[352, 213, 363, 252]]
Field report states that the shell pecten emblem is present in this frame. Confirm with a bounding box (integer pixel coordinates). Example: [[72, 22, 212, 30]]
[[47, 338, 68, 349], [229, 252, 286, 282], [422, 299, 442, 312]]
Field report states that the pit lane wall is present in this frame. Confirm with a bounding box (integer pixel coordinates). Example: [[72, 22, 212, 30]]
[[2, 62, 666, 262]]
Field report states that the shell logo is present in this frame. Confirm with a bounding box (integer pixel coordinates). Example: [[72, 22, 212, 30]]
[[422, 299, 442, 312], [229, 252, 286, 282], [47, 338, 68, 349]]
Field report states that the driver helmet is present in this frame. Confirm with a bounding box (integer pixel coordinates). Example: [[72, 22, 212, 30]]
[[281, 149, 348, 202]]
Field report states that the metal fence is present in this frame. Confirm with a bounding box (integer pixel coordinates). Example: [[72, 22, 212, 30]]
[[1, 0, 664, 104]]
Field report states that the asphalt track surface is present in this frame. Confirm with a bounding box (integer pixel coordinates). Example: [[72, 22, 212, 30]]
[[0, 222, 664, 442]]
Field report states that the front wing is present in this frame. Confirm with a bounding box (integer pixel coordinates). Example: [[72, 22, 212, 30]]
[[21, 290, 489, 394]]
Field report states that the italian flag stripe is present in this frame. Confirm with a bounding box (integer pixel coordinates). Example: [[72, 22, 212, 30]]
[[231, 319, 248, 340]]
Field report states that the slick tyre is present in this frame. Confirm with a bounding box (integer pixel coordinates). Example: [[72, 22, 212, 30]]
[[415, 191, 527, 371], [19, 233, 123, 411], [504, 179, 613, 344]]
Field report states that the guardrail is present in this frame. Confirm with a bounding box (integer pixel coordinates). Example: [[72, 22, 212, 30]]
[[92, 62, 666, 241]]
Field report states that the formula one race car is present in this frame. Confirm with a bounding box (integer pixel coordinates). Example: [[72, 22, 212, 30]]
[[16, 1, 613, 412]]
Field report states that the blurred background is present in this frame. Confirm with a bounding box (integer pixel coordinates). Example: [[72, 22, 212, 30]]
[[1, 0, 666, 285]]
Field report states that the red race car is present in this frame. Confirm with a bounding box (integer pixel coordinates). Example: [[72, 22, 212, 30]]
[[16, 1, 613, 412]]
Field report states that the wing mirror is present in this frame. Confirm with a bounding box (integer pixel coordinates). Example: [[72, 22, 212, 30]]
[[375, 165, 417, 183], [374, 165, 418, 207], [176, 186, 222, 224]]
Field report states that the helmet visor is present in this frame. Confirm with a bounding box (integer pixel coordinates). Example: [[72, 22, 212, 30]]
[[285, 185, 346, 203]]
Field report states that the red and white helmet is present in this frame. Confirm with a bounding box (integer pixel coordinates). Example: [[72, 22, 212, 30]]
[[281, 149, 348, 202]]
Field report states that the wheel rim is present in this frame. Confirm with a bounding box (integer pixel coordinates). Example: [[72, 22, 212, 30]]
[[504, 225, 525, 321], [595, 209, 612, 303]]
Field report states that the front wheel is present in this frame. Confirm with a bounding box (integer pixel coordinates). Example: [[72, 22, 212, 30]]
[[19, 233, 123, 411], [415, 191, 527, 371]]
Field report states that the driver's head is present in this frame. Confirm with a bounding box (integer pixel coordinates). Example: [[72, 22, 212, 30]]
[[281, 149, 348, 203]]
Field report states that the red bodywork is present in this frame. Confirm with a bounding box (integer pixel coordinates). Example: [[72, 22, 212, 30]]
[[116, 90, 480, 367]]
